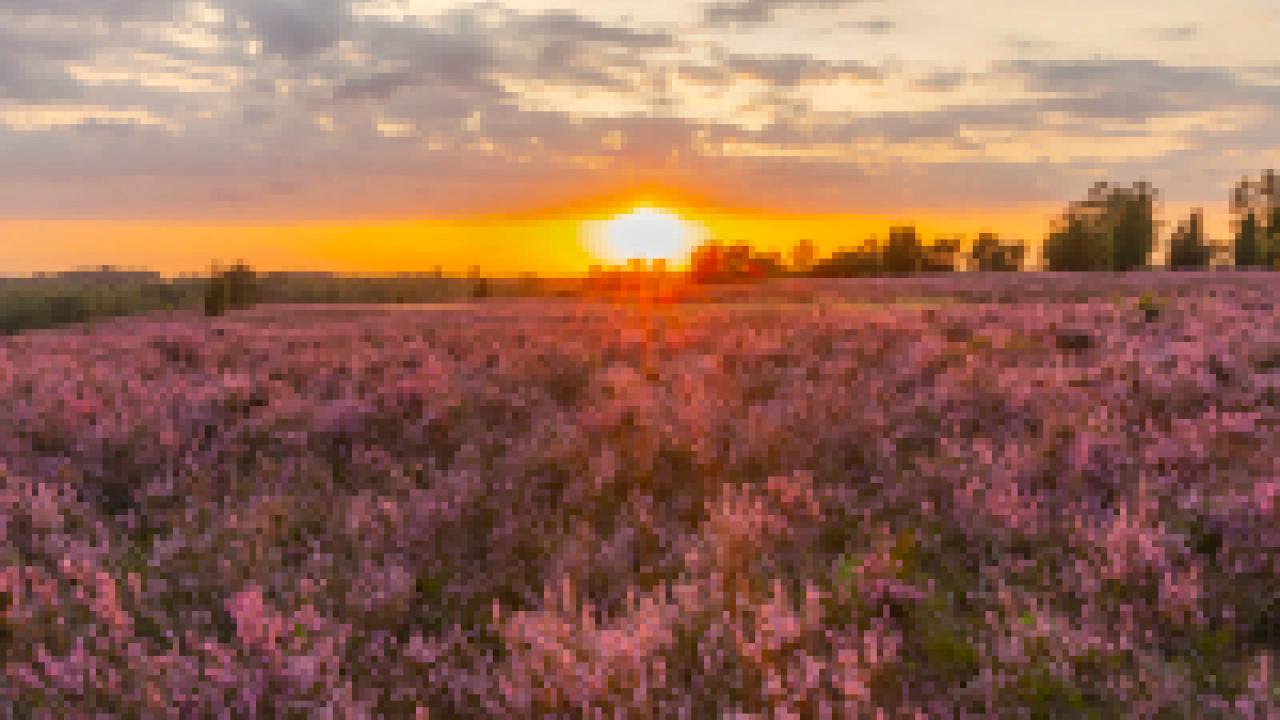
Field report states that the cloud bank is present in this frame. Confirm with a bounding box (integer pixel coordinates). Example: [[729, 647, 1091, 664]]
[[1, 0, 1278, 218]]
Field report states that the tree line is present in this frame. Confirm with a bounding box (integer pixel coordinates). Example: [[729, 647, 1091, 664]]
[[690, 170, 1280, 281]]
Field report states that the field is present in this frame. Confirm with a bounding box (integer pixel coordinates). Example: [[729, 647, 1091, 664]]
[[4, 274, 1280, 716]]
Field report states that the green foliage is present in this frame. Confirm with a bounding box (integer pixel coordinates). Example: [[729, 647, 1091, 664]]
[[250, 273, 483, 304], [909, 590, 982, 682], [1169, 209, 1212, 270], [1165, 626, 1249, 700], [810, 244, 884, 277], [920, 620, 980, 678], [414, 573, 448, 632], [1236, 213, 1262, 268], [835, 552, 860, 588], [1182, 515, 1223, 556], [891, 528, 920, 577], [810, 228, 959, 277], [1044, 182, 1156, 272], [1270, 205, 1280, 266], [1196, 626, 1236, 661], [1232, 171, 1279, 268], [1138, 293, 1163, 322], [0, 275, 203, 335], [204, 263, 259, 317], [204, 276, 229, 317], [0, 587, 10, 648], [1045, 213, 1107, 271], [1109, 185, 1157, 272], [1012, 667, 1092, 719], [971, 232, 1025, 272]]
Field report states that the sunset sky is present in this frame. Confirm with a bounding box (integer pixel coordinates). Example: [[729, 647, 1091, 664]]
[[2, 0, 1279, 274]]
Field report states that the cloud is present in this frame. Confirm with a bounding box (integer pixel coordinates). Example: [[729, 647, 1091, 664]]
[[0, 0, 185, 20], [508, 10, 674, 48], [840, 17, 896, 34], [220, 0, 352, 59], [703, 0, 864, 26], [725, 53, 882, 86], [508, 11, 676, 92], [998, 58, 1270, 123], [329, 25, 499, 101], [0, 0, 1278, 219], [1002, 58, 1234, 97], [1149, 24, 1200, 42], [0, 29, 88, 101], [910, 70, 970, 93], [328, 8, 677, 104]]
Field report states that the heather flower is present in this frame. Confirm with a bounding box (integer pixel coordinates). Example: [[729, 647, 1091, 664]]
[[3, 276, 1280, 714]]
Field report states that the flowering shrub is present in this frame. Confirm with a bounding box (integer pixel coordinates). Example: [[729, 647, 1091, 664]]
[[3, 274, 1280, 716]]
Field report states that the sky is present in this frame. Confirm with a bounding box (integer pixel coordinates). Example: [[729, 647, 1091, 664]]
[[1, 0, 1278, 274]]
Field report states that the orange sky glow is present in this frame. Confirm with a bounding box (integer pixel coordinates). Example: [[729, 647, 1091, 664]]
[[0, 204, 1076, 277], [0, 195, 1233, 276]]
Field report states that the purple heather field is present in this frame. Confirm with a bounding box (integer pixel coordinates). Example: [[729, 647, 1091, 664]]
[[5, 274, 1280, 717]]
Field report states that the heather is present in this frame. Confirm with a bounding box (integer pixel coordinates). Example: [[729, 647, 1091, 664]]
[[3, 275, 1280, 716]]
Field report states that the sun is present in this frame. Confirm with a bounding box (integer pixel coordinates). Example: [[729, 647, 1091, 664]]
[[586, 207, 706, 266]]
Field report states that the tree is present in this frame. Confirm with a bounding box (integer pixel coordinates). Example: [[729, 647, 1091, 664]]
[[811, 242, 882, 277], [224, 263, 258, 308], [1044, 213, 1104, 271], [1043, 181, 1156, 271], [204, 262, 258, 317], [1107, 182, 1157, 271], [921, 236, 962, 273], [204, 276, 229, 317], [468, 266, 491, 299], [883, 226, 923, 275], [1168, 209, 1212, 270], [1232, 170, 1279, 268], [1272, 204, 1280, 266], [1235, 212, 1261, 268], [971, 232, 1025, 272], [791, 239, 816, 273], [689, 242, 784, 283]]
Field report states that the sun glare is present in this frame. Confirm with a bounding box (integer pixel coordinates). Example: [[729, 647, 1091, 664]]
[[587, 207, 705, 267]]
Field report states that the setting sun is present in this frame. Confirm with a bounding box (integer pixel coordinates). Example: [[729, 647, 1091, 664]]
[[586, 207, 707, 267]]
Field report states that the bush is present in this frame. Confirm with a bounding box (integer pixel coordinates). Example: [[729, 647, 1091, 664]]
[[204, 263, 259, 317]]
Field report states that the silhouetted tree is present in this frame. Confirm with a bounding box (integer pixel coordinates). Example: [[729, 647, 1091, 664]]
[[204, 277, 229, 317], [921, 236, 962, 272], [810, 243, 882, 277], [204, 262, 258, 317], [790, 239, 816, 274], [690, 242, 739, 283], [883, 226, 923, 275], [1044, 213, 1104, 271], [1272, 204, 1280, 267], [1108, 182, 1157, 271], [1169, 209, 1211, 270], [689, 242, 782, 283], [1235, 212, 1262, 268], [225, 263, 258, 308], [750, 252, 786, 278], [1044, 182, 1156, 271], [971, 232, 1025, 272], [48, 294, 91, 325], [1232, 170, 1279, 268]]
